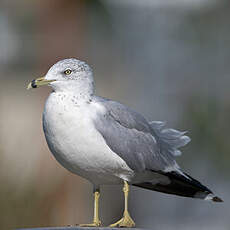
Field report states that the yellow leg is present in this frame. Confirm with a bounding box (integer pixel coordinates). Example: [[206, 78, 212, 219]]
[[79, 190, 101, 227], [109, 181, 135, 228]]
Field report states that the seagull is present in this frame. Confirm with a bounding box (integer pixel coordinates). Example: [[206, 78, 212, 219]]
[[27, 58, 222, 227]]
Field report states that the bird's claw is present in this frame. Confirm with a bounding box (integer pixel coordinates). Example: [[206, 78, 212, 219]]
[[109, 211, 135, 228], [78, 220, 101, 227]]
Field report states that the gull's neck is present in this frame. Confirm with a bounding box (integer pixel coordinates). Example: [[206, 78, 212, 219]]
[[51, 80, 95, 103]]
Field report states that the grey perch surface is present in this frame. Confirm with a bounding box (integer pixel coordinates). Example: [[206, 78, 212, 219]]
[[16, 227, 147, 230]]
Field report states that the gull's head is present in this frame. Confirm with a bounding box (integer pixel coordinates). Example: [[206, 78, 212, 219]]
[[27, 58, 94, 94]]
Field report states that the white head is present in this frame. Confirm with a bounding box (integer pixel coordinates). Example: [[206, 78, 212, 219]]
[[28, 58, 95, 97]]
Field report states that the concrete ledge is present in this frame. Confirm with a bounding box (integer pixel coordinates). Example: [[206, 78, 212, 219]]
[[17, 227, 146, 230]]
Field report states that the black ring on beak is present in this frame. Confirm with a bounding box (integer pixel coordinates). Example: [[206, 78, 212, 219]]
[[31, 79, 37, 88]]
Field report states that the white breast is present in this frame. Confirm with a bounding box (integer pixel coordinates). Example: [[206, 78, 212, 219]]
[[43, 92, 134, 185]]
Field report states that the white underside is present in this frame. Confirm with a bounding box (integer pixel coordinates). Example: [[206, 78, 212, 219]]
[[43, 92, 136, 185], [43, 92, 169, 186]]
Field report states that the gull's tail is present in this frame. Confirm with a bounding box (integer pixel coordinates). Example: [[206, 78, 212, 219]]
[[134, 170, 223, 202]]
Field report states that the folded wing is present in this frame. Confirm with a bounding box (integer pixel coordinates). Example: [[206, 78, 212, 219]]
[[94, 97, 187, 173]]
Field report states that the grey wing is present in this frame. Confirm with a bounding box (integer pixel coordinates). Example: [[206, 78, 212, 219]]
[[94, 97, 183, 172]]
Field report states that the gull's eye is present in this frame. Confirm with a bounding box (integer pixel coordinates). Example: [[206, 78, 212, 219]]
[[64, 69, 72, 75]]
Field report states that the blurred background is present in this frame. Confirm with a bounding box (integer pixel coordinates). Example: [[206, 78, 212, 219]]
[[0, 0, 229, 229]]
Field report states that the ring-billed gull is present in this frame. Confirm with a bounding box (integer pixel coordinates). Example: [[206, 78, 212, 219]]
[[27, 58, 222, 227]]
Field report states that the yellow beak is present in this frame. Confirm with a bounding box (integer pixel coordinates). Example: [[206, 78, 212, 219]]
[[27, 76, 56, 89]]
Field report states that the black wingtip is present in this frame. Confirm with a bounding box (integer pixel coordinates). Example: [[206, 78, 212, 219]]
[[212, 196, 223, 202]]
